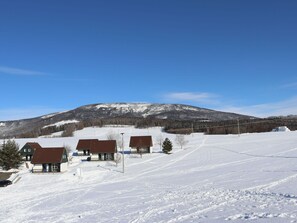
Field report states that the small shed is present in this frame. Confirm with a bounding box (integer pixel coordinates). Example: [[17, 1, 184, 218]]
[[89, 140, 117, 161], [76, 139, 97, 156], [129, 136, 153, 154], [31, 147, 68, 173], [20, 142, 42, 161]]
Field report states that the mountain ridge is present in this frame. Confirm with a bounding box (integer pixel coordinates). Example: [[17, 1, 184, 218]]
[[0, 103, 253, 138]]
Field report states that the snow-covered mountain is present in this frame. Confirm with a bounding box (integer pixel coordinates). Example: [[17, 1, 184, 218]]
[[74, 103, 251, 120], [0, 103, 253, 138]]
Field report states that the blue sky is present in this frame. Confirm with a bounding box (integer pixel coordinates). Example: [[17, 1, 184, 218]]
[[1, 0, 297, 120]]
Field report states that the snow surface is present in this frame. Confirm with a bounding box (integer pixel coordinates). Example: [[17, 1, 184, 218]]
[[41, 111, 69, 119], [1, 126, 297, 223], [42, 120, 79, 129], [95, 103, 151, 113], [0, 122, 5, 127]]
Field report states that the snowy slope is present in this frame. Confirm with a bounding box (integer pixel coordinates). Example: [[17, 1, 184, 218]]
[[1, 127, 297, 222], [42, 120, 79, 129]]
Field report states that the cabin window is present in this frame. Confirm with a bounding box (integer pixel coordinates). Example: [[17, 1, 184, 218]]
[[106, 153, 113, 160], [63, 154, 67, 159], [52, 164, 60, 172], [28, 149, 31, 152], [83, 150, 90, 155], [24, 149, 27, 152]]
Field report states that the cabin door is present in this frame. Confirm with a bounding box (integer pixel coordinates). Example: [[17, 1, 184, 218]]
[[42, 164, 49, 172]]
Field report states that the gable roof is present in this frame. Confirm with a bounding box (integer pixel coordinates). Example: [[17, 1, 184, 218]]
[[76, 139, 97, 151], [129, 136, 153, 148], [90, 140, 117, 153], [31, 147, 65, 164], [22, 142, 43, 150]]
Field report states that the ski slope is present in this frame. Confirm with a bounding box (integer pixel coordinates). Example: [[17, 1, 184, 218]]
[[1, 126, 297, 222]]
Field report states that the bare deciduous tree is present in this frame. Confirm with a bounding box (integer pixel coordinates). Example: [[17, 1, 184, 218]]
[[114, 153, 121, 167], [106, 130, 121, 146], [175, 134, 188, 149], [76, 122, 85, 130], [106, 131, 122, 166], [155, 134, 164, 150], [64, 144, 72, 162], [61, 124, 76, 137], [64, 144, 71, 155]]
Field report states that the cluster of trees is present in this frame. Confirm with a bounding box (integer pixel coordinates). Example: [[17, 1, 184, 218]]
[[17, 120, 100, 138], [205, 117, 297, 135], [15, 116, 297, 139], [161, 134, 189, 154], [16, 117, 195, 138]]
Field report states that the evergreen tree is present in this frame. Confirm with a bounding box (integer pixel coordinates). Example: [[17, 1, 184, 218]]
[[0, 140, 23, 170], [162, 138, 172, 154]]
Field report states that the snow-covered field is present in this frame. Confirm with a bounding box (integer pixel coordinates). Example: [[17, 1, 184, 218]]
[[1, 126, 297, 223]]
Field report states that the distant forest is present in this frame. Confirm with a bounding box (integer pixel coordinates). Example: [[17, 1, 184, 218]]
[[17, 116, 297, 138]]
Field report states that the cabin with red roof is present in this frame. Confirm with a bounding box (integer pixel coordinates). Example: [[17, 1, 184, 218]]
[[76, 139, 117, 161], [89, 140, 117, 161], [129, 136, 153, 153], [31, 147, 68, 173], [20, 142, 42, 161], [76, 139, 97, 156]]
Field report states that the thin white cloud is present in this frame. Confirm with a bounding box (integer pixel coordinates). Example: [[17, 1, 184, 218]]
[[221, 97, 297, 118], [280, 82, 297, 89], [0, 66, 46, 76], [0, 107, 64, 121], [163, 91, 297, 118], [164, 92, 220, 105]]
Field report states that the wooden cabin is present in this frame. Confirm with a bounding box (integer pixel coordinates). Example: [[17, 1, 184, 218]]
[[76, 139, 97, 156], [89, 140, 117, 161], [129, 136, 153, 154], [31, 147, 68, 173], [20, 142, 42, 161]]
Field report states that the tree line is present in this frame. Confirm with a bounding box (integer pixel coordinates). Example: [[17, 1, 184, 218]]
[[14, 116, 297, 138]]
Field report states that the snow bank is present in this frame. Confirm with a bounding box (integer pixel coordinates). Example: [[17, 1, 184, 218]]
[[272, 126, 291, 132]]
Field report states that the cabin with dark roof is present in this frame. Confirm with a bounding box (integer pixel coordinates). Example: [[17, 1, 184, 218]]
[[76, 139, 97, 156], [89, 140, 117, 161], [129, 136, 153, 153], [20, 142, 42, 161], [31, 147, 68, 173]]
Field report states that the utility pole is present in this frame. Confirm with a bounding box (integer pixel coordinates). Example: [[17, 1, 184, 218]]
[[237, 119, 240, 137], [120, 133, 124, 173]]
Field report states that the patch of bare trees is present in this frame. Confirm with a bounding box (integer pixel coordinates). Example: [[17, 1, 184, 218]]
[[175, 134, 188, 149], [155, 134, 164, 150]]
